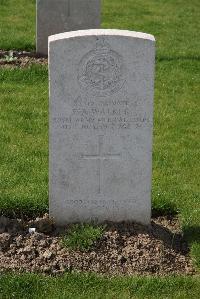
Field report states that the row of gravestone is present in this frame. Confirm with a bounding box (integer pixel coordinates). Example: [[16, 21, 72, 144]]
[[40, 1, 156, 226]]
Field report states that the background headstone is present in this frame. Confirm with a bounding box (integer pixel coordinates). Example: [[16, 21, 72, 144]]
[[36, 0, 101, 55], [49, 29, 155, 225]]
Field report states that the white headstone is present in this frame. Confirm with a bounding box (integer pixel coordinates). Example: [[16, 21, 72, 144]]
[[49, 29, 155, 225], [36, 0, 101, 55]]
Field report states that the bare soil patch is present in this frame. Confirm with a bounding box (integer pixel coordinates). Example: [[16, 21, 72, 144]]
[[0, 214, 195, 276]]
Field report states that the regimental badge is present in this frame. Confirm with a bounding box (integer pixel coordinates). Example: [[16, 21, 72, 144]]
[[78, 39, 126, 97]]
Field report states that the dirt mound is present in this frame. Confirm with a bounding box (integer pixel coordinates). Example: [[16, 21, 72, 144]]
[[0, 214, 195, 276]]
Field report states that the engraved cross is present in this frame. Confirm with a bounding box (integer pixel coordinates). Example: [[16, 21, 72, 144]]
[[81, 135, 121, 194]]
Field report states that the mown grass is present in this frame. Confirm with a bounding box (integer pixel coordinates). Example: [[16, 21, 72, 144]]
[[153, 58, 200, 268], [0, 272, 200, 299], [0, 0, 35, 50], [0, 66, 48, 217], [102, 0, 200, 58]]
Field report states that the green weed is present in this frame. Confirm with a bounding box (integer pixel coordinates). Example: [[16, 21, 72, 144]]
[[62, 223, 105, 251]]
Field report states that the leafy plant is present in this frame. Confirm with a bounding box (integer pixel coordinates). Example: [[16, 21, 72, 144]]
[[4, 50, 17, 62], [62, 223, 105, 251]]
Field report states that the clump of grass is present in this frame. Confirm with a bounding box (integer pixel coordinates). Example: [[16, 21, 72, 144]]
[[62, 223, 105, 251]]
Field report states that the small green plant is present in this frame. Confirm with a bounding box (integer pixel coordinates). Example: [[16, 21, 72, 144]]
[[62, 223, 105, 251], [4, 50, 17, 62]]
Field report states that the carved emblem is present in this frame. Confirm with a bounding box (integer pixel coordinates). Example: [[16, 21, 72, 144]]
[[78, 39, 126, 96]]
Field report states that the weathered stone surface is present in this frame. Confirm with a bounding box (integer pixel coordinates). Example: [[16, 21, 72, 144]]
[[36, 0, 101, 55], [49, 29, 155, 225]]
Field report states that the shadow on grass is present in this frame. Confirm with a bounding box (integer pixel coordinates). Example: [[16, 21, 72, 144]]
[[152, 202, 200, 262], [0, 199, 48, 220], [183, 226, 200, 243], [152, 201, 178, 217], [183, 226, 200, 269], [156, 55, 200, 62]]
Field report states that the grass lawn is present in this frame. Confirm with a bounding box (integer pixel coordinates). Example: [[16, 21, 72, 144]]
[[0, 66, 48, 217], [0, 272, 200, 299], [0, 0, 200, 297], [0, 0, 35, 51]]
